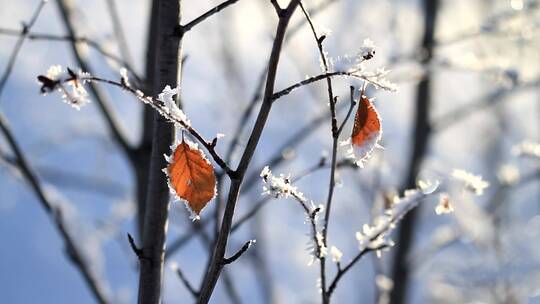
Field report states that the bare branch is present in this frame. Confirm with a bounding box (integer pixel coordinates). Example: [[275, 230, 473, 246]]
[[180, 0, 242, 35], [43, 72, 234, 175], [272, 71, 354, 101], [326, 245, 389, 297], [105, 0, 134, 67], [336, 86, 358, 135], [127, 233, 144, 259], [0, 0, 47, 100], [299, 2, 337, 301], [0, 29, 141, 83], [55, 0, 132, 158], [286, 0, 339, 38], [173, 263, 200, 297], [270, 0, 283, 15], [165, 102, 352, 258], [197, 2, 302, 302], [222, 240, 256, 265], [0, 114, 110, 304]]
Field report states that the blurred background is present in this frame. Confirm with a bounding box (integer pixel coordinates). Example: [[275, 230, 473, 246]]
[[0, 0, 539, 303]]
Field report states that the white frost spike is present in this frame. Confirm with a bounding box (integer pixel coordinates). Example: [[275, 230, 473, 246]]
[[330, 246, 343, 263], [375, 275, 394, 291], [359, 38, 376, 59], [46, 65, 63, 80], [119, 67, 129, 86], [157, 85, 191, 128], [497, 164, 520, 186], [451, 169, 489, 195], [417, 179, 440, 194], [259, 166, 304, 200], [62, 79, 90, 110], [355, 187, 434, 254], [435, 193, 454, 215], [512, 140, 540, 159]]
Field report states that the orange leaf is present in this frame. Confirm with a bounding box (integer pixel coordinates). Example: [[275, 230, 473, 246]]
[[166, 138, 216, 217], [351, 92, 382, 161]]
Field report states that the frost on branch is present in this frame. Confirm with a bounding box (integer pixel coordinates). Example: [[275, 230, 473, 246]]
[[451, 169, 489, 195], [349, 39, 397, 92], [359, 38, 376, 60], [512, 140, 540, 159], [260, 166, 305, 200], [119, 67, 129, 87], [497, 164, 520, 186], [355, 184, 439, 257], [307, 231, 328, 266], [330, 246, 343, 263], [37, 65, 90, 110], [157, 85, 191, 129], [435, 193, 454, 215], [260, 167, 327, 266]]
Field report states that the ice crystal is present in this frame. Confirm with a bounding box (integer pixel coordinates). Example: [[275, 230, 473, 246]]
[[435, 193, 454, 215], [157, 85, 191, 128], [451, 169, 489, 195]]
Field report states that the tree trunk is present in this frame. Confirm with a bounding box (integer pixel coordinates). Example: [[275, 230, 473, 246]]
[[137, 0, 183, 303], [389, 1, 439, 303], [134, 0, 160, 240]]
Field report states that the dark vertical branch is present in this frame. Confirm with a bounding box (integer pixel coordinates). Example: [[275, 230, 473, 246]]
[[197, 2, 301, 302], [136, 0, 182, 303], [389, 1, 439, 303], [133, 0, 159, 240]]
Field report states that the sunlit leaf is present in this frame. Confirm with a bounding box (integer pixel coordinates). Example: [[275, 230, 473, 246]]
[[166, 138, 216, 218], [351, 93, 382, 161]]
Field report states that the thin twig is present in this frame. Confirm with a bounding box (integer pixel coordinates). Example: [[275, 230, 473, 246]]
[[336, 86, 358, 135], [272, 70, 361, 101], [0, 114, 110, 304], [222, 0, 339, 166], [105, 0, 134, 68], [179, 0, 242, 35], [232, 158, 356, 233], [44, 73, 233, 175], [127, 233, 143, 259], [55, 0, 132, 158], [299, 2, 336, 301], [0, 29, 140, 82], [197, 2, 301, 302], [286, 0, 339, 39], [215, 68, 267, 236], [166, 101, 351, 258], [212, 0, 341, 246], [270, 0, 283, 15], [222, 240, 256, 265], [0, 0, 47, 100], [173, 263, 200, 297], [326, 245, 389, 297]]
